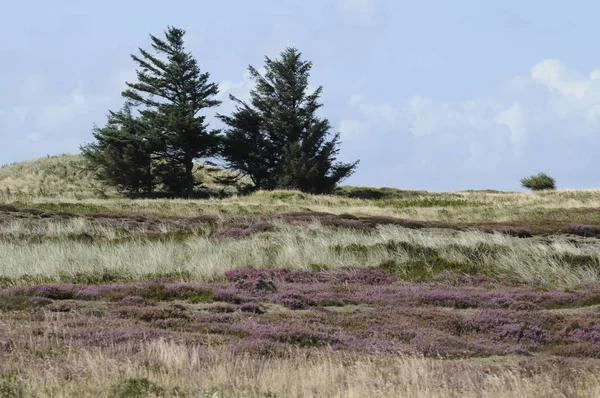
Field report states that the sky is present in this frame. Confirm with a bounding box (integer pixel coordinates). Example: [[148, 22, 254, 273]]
[[1, 0, 600, 191]]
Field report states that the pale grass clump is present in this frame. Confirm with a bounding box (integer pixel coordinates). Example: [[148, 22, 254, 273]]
[[6, 154, 600, 224], [4, 338, 600, 397], [0, 217, 203, 239], [2, 221, 600, 288], [9, 187, 600, 223], [0, 154, 247, 200], [0, 154, 113, 199]]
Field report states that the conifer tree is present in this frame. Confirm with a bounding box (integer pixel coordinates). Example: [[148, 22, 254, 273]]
[[122, 26, 221, 197], [218, 48, 358, 194], [217, 99, 277, 190], [81, 103, 156, 195]]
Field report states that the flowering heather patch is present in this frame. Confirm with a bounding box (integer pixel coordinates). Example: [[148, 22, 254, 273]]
[[225, 268, 330, 284], [76, 329, 166, 346], [567, 224, 600, 238], [336, 268, 399, 285], [29, 283, 76, 300], [74, 282, 215, 302], [210, 222, 273, 240], [3, 269, 600, 363], [321, 217, 374, 231], [225, 267, 397, 285], [239, 303, 265, 314], [212, 288, 251, 304], [211, 227, 248, 239], [273, 291, 317, 310]]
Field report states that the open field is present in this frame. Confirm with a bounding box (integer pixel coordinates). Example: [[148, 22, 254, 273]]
[[3, 272, 600, 397], [3, 157, 600, 396]]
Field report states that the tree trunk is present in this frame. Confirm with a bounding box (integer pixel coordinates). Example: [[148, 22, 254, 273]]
[[146, 160, 153, 193], [184, 159, 194, 198]]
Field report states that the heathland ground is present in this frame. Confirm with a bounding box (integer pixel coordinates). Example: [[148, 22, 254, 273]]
[[2, 156, 600, 397]]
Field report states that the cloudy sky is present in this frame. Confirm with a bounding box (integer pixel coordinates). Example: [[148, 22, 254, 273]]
[[1, 0, 599, 191]]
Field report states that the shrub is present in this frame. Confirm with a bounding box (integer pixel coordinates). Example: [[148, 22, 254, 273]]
[[0, 375, 24, 398], [111, 378, 164, 398], [520, 172, 556, 191]]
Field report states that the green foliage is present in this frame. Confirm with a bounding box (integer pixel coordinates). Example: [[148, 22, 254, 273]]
[[334, 186, 426, 200], [268, 191, 309, 200], [218, 47, 358, 194], [520, 172, 556, 191], [0, 376, 24, 398], [122, 26, 221, 197], [374, 198, 485, 208], [83, 26, 222, 198], [81, 104, 157, 196], [112, 378, 164, 398]]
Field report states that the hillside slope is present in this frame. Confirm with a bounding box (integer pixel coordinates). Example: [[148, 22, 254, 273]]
[[0, 154, 248, 199], [0, 155, 109, 199]]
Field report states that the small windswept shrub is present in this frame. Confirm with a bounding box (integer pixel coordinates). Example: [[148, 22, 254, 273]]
[[111, 377, 164, 398], [273, 291, 316, 310], [566, 224, 600, 238], [210, 227, 248, 239], [0, 375, 24, 398], [239, 303, 266, 314], [520, 172, 556, 191]]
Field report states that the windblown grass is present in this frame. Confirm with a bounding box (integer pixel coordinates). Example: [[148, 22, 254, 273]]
[[0, 154, 248, 199], [1, 220, 600, 288], [3, 273, 600, 397], [4, 155, 600, 397], [4, 340, 600, 398], [6, 187, 600, 227]]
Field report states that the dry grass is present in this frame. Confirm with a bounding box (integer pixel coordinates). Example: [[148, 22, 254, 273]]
[[4, 154, 600, 225], [0, 154, 247, 199], [4, 338, 600, 398], [3, 155, 600, 397], [6, 186, 600, 226], [1, 220, 599, 288]]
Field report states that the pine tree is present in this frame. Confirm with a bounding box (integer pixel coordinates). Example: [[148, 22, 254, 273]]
[[81, 103, 156, 195], [217, 98, 277, 190], [122, 26, 221, 197], [218, 48, 358, 194]]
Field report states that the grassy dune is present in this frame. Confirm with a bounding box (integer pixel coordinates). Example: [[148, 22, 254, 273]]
[[0, 154, 246, 200], [3, 156, 600, 396]]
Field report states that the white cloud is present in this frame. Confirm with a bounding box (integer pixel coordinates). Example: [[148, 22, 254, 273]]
[[13, 106, 29, 128], [217, 71, 253, 102], [338, 119, 367, 140], [335, 0, 375, 22], [36, 84, 110, 131], [404, 96, 463, 136], [111, 68, 138, 92], [495, 102, 526, 145], [20, 74, 45, 100], [217, 67, 267, 104], [339, 58, 600, 189], [348, 95, 362, 105], [347, 59, 600, 144], [26, 133, 42, 142]]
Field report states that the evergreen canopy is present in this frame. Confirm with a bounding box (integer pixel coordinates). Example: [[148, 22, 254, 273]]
[[218, 47, 358, 194]]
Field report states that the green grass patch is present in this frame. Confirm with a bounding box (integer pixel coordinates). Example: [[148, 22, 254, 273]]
[[11, 201, 114, 215], [112, 378, 164, 398], [0, 375, 25, 398], [379, 257, 479, 280]]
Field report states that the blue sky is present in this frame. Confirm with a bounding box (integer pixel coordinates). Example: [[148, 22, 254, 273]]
[[1, 0, 599, 191]]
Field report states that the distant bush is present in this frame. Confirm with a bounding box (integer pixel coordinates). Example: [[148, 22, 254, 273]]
[[333, 186, 426, 200], [520, 173, 556, 191]]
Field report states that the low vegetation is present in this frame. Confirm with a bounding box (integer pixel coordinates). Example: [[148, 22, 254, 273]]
[[2, 157, 600, 396], [521, 172, 557, 191]]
